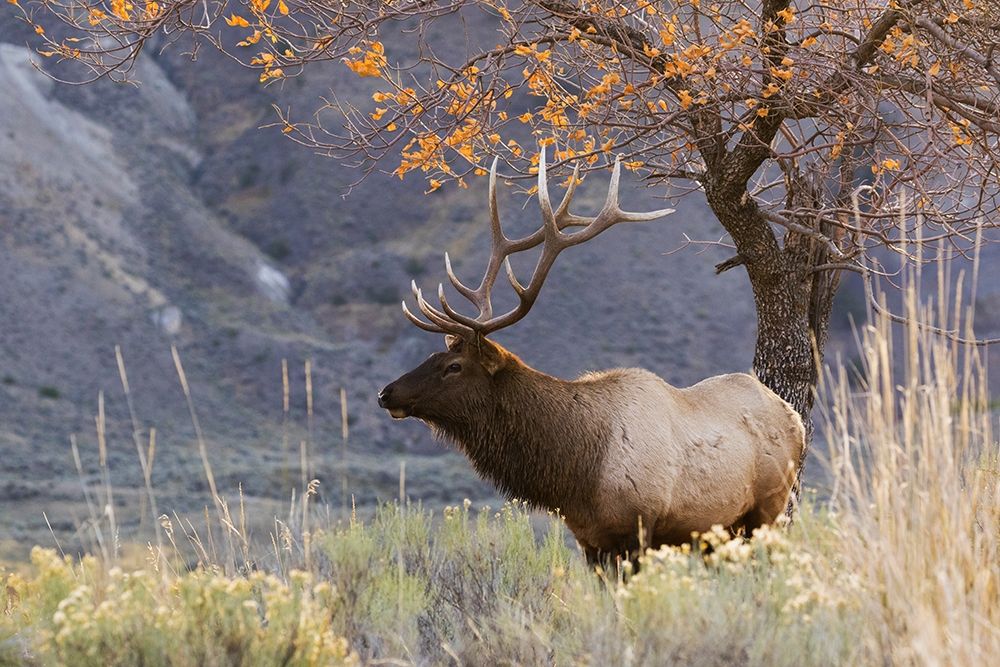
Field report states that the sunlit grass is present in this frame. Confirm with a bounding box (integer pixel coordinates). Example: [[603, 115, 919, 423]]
[[2, 501, 870, 666]]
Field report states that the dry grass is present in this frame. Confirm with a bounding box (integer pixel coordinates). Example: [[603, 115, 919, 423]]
[[815, 259, 999, 664]]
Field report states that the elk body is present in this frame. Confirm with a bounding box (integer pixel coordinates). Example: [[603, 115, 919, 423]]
[[379, 150, 805, 563]]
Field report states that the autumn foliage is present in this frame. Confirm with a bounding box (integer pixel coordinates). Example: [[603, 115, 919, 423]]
[[15, 0, 997, 255]]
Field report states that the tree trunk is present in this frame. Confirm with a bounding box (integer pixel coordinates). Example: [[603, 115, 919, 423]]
[[750, 268, 820, 506], [704, 186, 840, 511]]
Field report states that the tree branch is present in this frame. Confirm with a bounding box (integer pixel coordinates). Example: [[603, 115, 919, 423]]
[[915, 16, 1000, 86]]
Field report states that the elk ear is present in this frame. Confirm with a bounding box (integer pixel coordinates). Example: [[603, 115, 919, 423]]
[[473, 337, 508, 375], [444, 334, 465, 352]]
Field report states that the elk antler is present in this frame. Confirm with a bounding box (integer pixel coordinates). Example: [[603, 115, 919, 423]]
[[402, 146, 675, 338]]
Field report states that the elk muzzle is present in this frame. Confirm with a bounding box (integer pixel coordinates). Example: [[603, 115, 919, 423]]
[[377, 383, 410, 419]]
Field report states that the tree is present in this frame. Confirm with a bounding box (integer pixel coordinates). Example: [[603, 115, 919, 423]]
[[22, 0, 1000, 501]]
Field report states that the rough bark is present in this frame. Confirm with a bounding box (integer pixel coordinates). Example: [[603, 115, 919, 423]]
[[703, 177, 840, 510]]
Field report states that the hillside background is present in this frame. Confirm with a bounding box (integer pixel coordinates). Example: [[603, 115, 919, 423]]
[[1, 11, 998, 559]]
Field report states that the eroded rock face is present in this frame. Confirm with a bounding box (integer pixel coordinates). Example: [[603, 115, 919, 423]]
[[151, 306, 183, 335], [255, 262, 291, 304], [0, 43, 139, 214], [0, 42, 335, 499]]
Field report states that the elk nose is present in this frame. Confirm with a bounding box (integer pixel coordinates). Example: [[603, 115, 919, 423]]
[[377, 385, 392, 408]]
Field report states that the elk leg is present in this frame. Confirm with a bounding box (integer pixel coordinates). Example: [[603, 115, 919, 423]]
[[581, 538, 644, 574], [581, 544, 602, 566], [734, 507, 772, 537]]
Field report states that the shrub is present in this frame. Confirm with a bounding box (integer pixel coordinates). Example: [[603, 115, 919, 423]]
[[37, 387, 60, 400]]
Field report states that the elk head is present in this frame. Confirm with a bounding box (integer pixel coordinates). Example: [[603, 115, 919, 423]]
[[378, 147, 674, 423], [377, 334, 509, 421]]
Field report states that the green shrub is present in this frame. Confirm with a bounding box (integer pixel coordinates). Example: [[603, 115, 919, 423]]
[[37, 387, 60, 400], [3, 549, 356, 666], [3, 504, 876, 666]]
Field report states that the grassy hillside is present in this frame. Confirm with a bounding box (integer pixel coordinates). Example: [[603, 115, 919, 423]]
[[2, 276, 997, 666]]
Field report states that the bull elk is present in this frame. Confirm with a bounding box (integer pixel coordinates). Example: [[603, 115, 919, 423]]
[[378, 149, 805, 564]]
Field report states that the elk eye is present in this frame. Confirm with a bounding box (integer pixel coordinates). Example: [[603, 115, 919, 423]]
[[445, 363, 462, 375]]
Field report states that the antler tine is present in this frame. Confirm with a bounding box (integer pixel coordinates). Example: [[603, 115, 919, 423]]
[[437, 283, 484, 329], [618, 206, 677, 222], [596, 156, 675, 223], [554, 161, 581, 220], [401, 301, 447, 334], [436, 155, 515, 324], [603, 156, 623, 213], [411, 280, 468, 333], [555, 156, 673, 240], [444, 252, 477, 302], [414, 286, 452, 329], [487, 156, 506, 246], [479, 253, 552, 336], [503, 256, 526, 296], [536, 146, 560, 239]]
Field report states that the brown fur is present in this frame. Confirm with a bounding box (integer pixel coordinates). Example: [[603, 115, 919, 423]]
[[379, 336, 805, 564]]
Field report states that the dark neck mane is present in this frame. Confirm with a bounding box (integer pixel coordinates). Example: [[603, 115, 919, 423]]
[[431, 364, 611, 515]]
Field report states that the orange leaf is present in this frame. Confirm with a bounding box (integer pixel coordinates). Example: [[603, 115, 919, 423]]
[[238, 31, 262, 46]]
